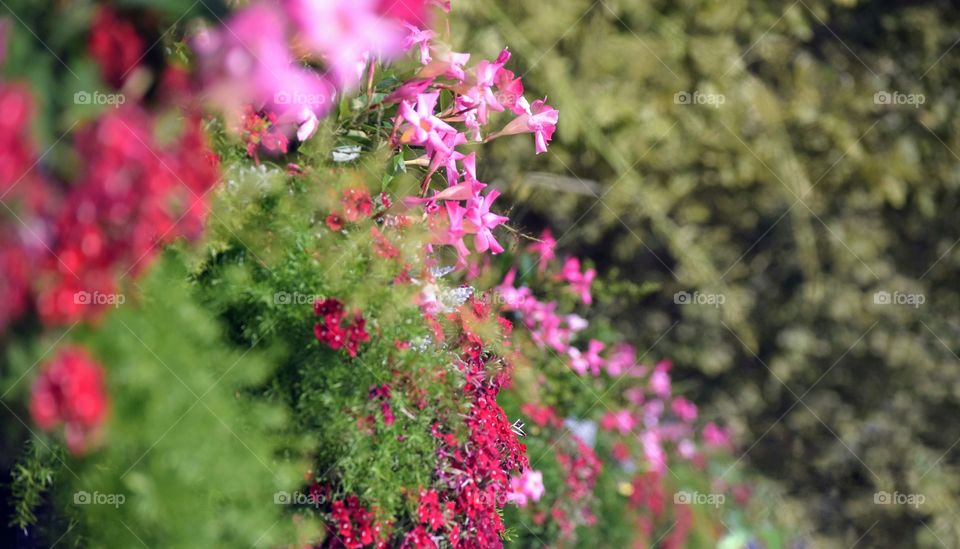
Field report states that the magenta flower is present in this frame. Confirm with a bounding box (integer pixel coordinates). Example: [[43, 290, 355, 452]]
[[606, 342, 641, 377], [192, 4, 335, 121], [506, 469, 545, 507], [402, 23, 435, 65], [284, 0, 404, 88], [463, 189, 509, 254], [601, 410, 637, 434], [490, 97, 559, 154], [419, 45, 471, 81], [527, 228, 557, 271], [569, 339, 605, 376], [703, 422, 732, 449], [649, 360, 672, 398], [560, 257, 596, 305], [398, 91, 458, 154], [670, 396, 698, 423]]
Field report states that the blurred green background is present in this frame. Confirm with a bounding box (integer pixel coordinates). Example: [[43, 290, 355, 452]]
[[455, 0, 960, 546]]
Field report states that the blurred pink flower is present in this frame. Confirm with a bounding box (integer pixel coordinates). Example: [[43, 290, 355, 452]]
[[192, 4, 335, 120], [506, 469, 545, 507], [703, 422, 732, 449], [650, 360, 672, 398], [560, 257, 596, 305], [402, 23, 434, 65], [569, 339, 605, 376], [601, 410, 636, 434], [285, 0, 404, 88], [527, 228, 557, 271], [671, 396, 698, 423]]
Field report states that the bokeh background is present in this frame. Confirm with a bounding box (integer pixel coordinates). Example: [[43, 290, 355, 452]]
[[454, 1, 960, 547]]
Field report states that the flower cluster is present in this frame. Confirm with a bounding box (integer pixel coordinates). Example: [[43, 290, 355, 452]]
[[38, 108, 219, 325], [29, 346, 109, 454], [329, 495, 389, 548], [192, 0, 445, 128], [394, 40, 559, 268], [314, 298, 371, 358], [424, 332, 528, 548], [88, 6, 143, 89]]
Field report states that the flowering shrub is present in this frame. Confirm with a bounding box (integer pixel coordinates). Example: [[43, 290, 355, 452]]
[[0, 1, 787, 548]]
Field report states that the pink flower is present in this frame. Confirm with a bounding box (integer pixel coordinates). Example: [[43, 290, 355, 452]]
[[506, 469, 545, 507], [494, 67, 525, 114], [600, 410, 636, 434], [527, 228, 556, 271], [403, 23, 435, 65], [492, 97, 559, 154], [496, 269, 533, 310], [560, 257, 596, 305], [297, 107, 320, 143], [463, 189, 509, 254], [703, 422, 732, 449], [606, 342, 639, 377], [192, 4, 336, 122], [671, 396, 698, 423], [570, 339, 605, 376], [398, 91, 458, 155], [418, 45, 470, 81], [641, 431, 666, 475], [650, 360, 672, 398], [284, 0, 405, 88]]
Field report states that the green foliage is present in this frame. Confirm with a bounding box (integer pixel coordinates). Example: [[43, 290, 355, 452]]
[[191, 127, 466, 526], [458, 0, 960, 545], [8, 440, 60, 532], [4, 255, 316, 548]]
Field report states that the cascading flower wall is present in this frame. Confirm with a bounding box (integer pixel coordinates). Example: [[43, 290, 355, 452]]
[[0, 1, 786, 548]]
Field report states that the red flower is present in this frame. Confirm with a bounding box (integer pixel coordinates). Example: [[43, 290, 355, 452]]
[[371, 227, 400, 259], [29, 346, 109, 454], [88, 7, 144, 88], [342, 188, 374, 222], [314, 298, 369, 358], [417, 489, 444, 531], [327, 213, 344, 231]]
